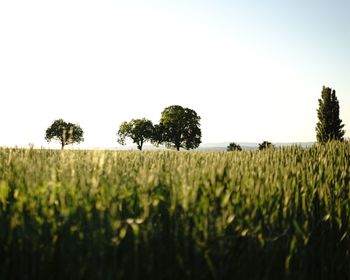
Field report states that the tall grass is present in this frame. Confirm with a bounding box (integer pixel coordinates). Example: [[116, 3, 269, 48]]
[[0, 142, 349, 279]]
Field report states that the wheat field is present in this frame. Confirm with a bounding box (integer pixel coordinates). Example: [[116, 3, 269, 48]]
[[0, 142, 349, 279]]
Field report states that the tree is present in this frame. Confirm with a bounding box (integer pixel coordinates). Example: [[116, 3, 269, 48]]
[[117, 118, 154, 150], [258, 141, 274, 151], [316, 86, 345, 143], [45, 119, 84, 149], [227, 142, 242, 151], [155, 105, 201, 151]]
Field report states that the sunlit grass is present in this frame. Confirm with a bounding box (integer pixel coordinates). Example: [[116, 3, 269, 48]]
[[0, 142, 349, 279]]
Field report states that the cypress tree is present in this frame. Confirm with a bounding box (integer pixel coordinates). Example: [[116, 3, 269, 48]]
[[316, 86, 345, 143]]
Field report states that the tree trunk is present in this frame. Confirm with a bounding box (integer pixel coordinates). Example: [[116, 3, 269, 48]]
[[61, 142, 64, 150], [138, 140, 143, 150], [175, 137, 181, 151]]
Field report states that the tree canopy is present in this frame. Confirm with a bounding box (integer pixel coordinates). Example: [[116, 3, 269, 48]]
[[117, 118, 154, 150], [45, 119, 84, 149], [227, 142, 242, 151], [258, 141, 274, 151], [155, 105, 201, 151], [316, 86, 345, 143]]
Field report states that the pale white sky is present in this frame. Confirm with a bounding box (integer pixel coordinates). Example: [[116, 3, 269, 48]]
[[0, 0, 349, 148]]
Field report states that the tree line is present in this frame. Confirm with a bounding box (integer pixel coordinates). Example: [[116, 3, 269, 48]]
[[46, 105, 201, 150], [117, 105, 201, 151], [45, 86, 346, 150]]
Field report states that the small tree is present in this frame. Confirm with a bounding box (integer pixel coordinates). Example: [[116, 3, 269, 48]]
[[45, 119, 84, 149], [316, 86, 345, 143], [227, 142, 242, 151], [117, 118, 154, 150], [155, 105, 201, 151], [258, 141, 274, 151]]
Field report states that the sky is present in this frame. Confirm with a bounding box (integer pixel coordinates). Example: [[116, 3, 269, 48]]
[[0, 0, 349, 148]]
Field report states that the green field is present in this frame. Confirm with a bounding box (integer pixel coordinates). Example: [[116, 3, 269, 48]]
[[0, 143, 349, 279]]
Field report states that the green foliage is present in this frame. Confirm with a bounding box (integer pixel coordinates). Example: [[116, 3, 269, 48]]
[[117, 118, 154, 150], [316, 86, 345, 143], [45, 119, 84, 149], [227, 142, 242, 151], [258, 140, 274, 150], [0, 143, 350, 279], [156, 105, 201, 151]]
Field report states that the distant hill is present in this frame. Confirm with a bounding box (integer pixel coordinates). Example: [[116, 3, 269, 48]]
[[113, 142, 315, 151], [198, 142, 315, 151]]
